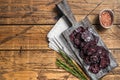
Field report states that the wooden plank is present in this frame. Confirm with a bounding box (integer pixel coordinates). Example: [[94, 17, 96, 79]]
[[0, 25, 52, 50], [75, 14, 120, 25], [94, 25, 120, 49], [111, 49, 120, 65], [0, 50, 78, 80], [0, 49, 119, 70], [0, 69, 79, 80], [0, 50, 57, 71], [0, 0, 120, 24], [102, 75, 120, 80], [1, 69, 120, 80], [0, 49, 120, 80], [0, 25, 119, 50]]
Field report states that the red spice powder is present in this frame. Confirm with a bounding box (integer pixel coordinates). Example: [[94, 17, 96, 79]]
[[100, 11, 112, 27]]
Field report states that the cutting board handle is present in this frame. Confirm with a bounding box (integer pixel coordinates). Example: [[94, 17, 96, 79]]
[[57, 0, 77, 26]]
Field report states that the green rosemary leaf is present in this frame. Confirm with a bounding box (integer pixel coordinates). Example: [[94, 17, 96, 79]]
[[56, 50, 87, 80], [56, 59, 82, 79]]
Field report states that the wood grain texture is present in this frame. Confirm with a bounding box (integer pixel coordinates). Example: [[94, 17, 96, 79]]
[[0, 0, 120, 24], [0, 50, 57, 71], [0, 25, 51, 50], [0, 25, 119, 50], [0, 0, 120, 80], [0, 49, 120, 80]]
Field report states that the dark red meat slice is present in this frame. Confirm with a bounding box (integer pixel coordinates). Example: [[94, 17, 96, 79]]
[[69, 26, 110, 74], [89, 64, 100, 74]]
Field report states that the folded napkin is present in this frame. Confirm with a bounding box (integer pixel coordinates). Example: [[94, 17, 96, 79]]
[[47, 16, 82, 66]]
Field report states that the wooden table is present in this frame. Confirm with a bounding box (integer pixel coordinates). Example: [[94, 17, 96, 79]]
[[0, 0, 120, 80]]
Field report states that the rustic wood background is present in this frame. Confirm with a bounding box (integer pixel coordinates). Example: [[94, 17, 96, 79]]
[[0, 0, 120, 80]]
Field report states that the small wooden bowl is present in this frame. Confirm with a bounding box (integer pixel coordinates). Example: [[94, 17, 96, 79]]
[[99, 9, 114, 29]]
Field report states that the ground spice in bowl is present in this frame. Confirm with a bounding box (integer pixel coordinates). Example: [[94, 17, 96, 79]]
[[99, 9, 114, 28]]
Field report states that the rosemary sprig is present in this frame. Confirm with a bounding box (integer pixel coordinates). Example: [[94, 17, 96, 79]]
[[56, 50, 87, 80], [56, 59, 80, 77]]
